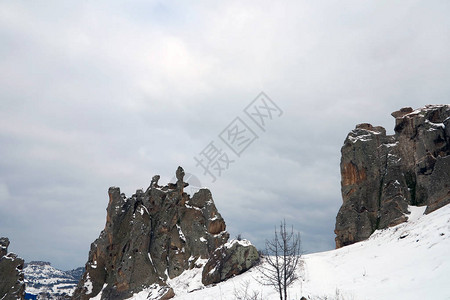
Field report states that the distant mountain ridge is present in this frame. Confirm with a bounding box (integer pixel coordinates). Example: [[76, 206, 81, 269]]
[[24, 261, 83, 299]]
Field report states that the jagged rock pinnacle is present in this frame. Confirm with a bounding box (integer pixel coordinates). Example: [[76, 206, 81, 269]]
[[73, 167, 259, 300]]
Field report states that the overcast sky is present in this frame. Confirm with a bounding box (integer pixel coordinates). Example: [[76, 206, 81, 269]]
[[1, 1, 449, 271]]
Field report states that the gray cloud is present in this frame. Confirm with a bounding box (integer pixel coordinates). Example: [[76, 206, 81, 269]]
[[0, 1, 449, 270]]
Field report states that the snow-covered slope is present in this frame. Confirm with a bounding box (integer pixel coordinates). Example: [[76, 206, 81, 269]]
[[24, 262, 82, 299], [301, 205, 450, 299], [132, 204, 450, 300]]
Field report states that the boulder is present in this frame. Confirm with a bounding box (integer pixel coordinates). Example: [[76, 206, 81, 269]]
[[202, 239, 259, 285]]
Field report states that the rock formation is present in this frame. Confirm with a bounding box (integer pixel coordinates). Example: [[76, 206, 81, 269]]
[[73, 167, 259, 300], [0, 237, 25, 300], [335, 105, 450, 248]]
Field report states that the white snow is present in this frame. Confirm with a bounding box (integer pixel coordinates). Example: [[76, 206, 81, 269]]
[[91, 260, 98, 269], [84, 274, 93, 294], [383, 141, 399, 148], [148, 252, 153, 264], [406, 205, 426, 222], [90, 284, 107, 300], [128, 203, 450, 300], [425, 119, 445, 129], [348, 133, 373, 143], [24, 263, 79, 297], [176, 224, 186, 242], [138, 205, 149, 216], [224, 239, 252, 249], [166, 258, 208, 295], [185, 203, 202, 211], [208, 266, 216, 275], [303, 205, 450, 299], [209, 215, 219, 221], [131, 284, 172, 300], [387, 153, 401, 163]]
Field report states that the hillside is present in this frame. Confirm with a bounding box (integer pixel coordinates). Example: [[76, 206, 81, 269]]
[[132, 203, 450, 300], [24, 262, 82, 299]]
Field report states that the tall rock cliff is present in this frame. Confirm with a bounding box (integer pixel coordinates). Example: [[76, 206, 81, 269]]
[[335, 105, 450, 248], [73, 167, 259, 300], [0, 237, 25, 300]]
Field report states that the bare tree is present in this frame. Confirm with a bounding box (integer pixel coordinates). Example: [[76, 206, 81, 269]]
[[257, 220, 301, 300], [233, 280, 263, 300]]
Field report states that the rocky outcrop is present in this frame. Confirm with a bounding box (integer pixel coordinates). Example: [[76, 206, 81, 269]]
[[335, 105, 450, 248], [0, 237, 25, 300], [202, 239, 259, 285], [73, 167, 259, 300]]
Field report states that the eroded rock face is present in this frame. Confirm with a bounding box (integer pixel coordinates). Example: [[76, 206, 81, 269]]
[[0, 237, 25, 300], [73, 167, 258, 300], [335, 105, 450, 248]]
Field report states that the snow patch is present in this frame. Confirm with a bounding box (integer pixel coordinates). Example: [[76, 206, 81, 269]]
[[406, 205, 427, 223], [131, 284, 172, 300], [84, 274, 93, 295], [91, 261, 97, 269], [176, 224, 186, 242], [185, 204, 202, 211], [138, 205, 149, 216], [383, 141, 399, 148], [90, 284, 107, 300], [209, 215, 219, 221], [148, 252, 153, 264], [425, 119, 445, 129], [224, 239, 252, 249], [166, 259, 208, 296], [348, 133, 373, 143]]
